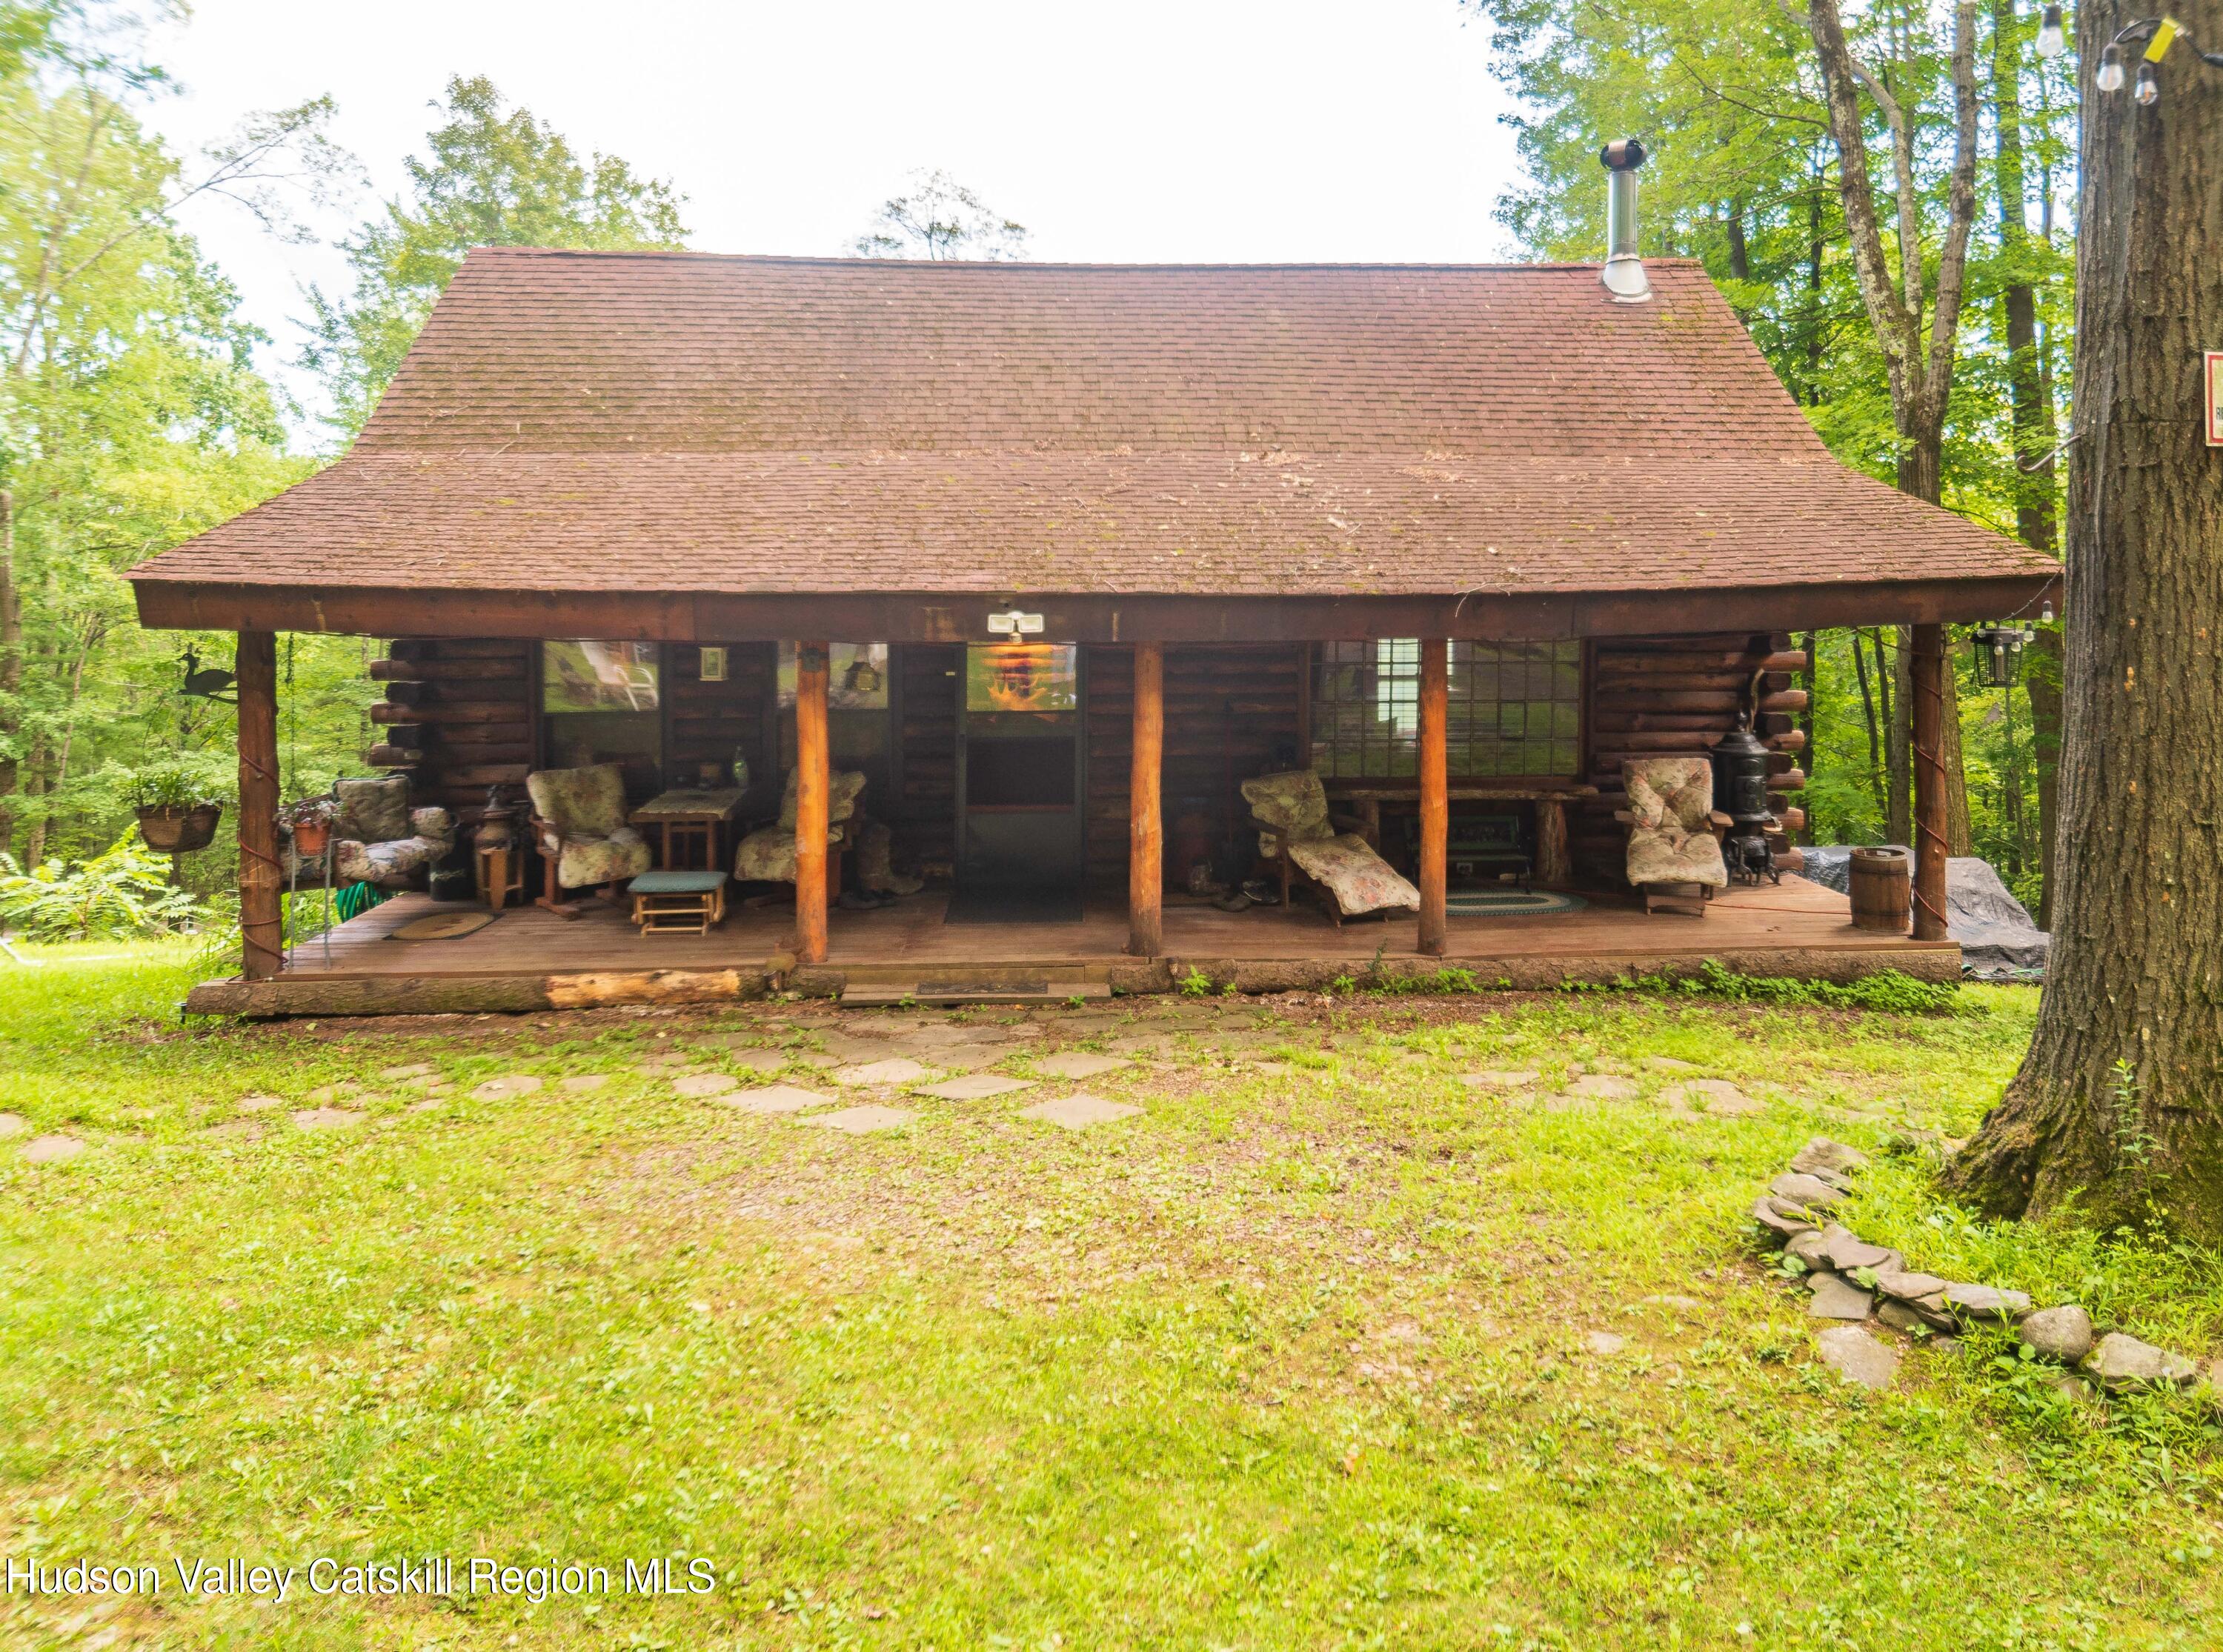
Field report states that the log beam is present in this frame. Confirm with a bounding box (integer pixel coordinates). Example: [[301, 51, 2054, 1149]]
[[793, 640, 831, 965], [1128, 642, 1164, 956], [235, 630, 283, 981], [1910, 622, 1951, 941], [1418, 638, 1448, 956]]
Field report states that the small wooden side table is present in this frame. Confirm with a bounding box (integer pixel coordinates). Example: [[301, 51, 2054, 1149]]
[[629, 870, 730, 936], [475, 842, 525, 910], [629, 787, 745, 871]]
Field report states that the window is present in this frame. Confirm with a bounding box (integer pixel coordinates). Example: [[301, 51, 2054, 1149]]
[[777, 643, 892, 793], [1312, 639, 1582, 779], [966, 643, 1079, 714], [541, 640, 662, 792]]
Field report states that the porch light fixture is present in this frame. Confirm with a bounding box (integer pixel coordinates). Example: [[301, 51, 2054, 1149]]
[[2092, 16, 2223, 104], [986, 609, 1044, 636], [1971, 622, 2038, 688]]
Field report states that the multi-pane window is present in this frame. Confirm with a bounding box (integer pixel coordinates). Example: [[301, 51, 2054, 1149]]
[[1311, 639, 1583, 779]]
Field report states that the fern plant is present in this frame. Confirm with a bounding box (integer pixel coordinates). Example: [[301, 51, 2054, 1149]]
[[0, 835, 205, 940]]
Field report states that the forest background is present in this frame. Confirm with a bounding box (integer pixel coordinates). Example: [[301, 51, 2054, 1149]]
[[0, 0, 2070, 919]]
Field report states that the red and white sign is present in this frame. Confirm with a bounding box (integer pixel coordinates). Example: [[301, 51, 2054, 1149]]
[[2207, 351, 2223, 447]]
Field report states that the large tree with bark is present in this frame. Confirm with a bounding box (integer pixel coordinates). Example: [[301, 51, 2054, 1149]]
[[1947, 0, 2223, 1237]]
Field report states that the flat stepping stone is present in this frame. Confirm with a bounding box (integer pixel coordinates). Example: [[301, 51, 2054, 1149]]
[[21, 1134, 85, 1163], [1035, 1051, 1129, 1081], [784, 1049, 840, 1069], [1807, 1273, 1875, 1320], [236, 1095, 285, 1113], [1662, 1079, 1761, 1117], [724, 1085, 835, 1115], [720, 1048, 788, 1073], [914, 1073, 1035, 1101], [833, 1058, 931, 1088], [1252, 1061, 1295, 1078], [1565, 1074, 1638, 1100], [1582, 1330, 1627, 1355], [1020, 1092, 1141, 1131], [472, 1074, 543, 1100], [0, 1113, 24, 1137], [671, 1072, 740, 1098], [379, 1062, 436, 1080], [305, 1082, 360, 1103], [290, 1108, 362, 1130], [559, 1073, 611, 1093], [1463, 1070, 1540, 1090], [802, 1105, 916, 1133], [1815, 1325, 1899, 1390]]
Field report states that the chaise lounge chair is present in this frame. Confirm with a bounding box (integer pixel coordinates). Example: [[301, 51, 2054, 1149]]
[[1240, 769, 1420, 925]]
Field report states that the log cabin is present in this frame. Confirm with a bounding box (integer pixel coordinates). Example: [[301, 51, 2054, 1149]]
[[127, 243, 2059, 1014]]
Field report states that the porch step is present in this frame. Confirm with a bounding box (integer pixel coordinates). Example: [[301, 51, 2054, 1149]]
[[839, 977, 1113, 1007]]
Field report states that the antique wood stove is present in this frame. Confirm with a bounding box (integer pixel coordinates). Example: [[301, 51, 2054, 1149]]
[[1710, 710, 1780, 886]]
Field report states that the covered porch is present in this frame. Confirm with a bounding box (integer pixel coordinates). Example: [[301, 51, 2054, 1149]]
[[181, 870, 1958, 1016]]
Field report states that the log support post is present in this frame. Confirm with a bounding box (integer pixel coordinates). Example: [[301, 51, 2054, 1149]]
[[1128, 641, 1163, 956], [236, 630, 283, 981], [1418, 637, 1449, 956], [1910, 622, 1950, 942], [793, 640, 831, 965]]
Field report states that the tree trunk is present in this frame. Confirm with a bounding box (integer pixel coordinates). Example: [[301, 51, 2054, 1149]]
[[0, 490, 17, 856], [1945, 3, 2223, 1237]]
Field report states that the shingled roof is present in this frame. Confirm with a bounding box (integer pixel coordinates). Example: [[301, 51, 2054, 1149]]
[[129, 247, 2057, 630]]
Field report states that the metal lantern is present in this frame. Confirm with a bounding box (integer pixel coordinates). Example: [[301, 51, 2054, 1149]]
[[1970, 622, 2037, 688]]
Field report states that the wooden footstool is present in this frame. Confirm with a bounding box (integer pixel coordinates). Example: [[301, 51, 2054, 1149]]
[[628, 870, 728, 936]]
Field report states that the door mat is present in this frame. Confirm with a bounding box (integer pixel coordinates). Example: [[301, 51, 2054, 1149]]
[[391, 910, 501, 942], [1444, 890, 1587, 917], [943, 886, 1086, 926]]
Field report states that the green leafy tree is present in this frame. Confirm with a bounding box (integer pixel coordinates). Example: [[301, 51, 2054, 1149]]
[[302, 75, 689, 436]]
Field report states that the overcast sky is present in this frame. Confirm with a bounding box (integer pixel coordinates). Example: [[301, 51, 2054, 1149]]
[[143, 0, 1535, 432]]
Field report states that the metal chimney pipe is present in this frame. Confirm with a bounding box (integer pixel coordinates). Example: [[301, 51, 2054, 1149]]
[[1600, 138, 1651, 304]]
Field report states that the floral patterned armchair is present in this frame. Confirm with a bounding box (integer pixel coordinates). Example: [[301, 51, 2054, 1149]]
[[734, 768, 869, 893], [1616, 757, 1730, 916], [1239, 769, 1420, 925], [525, 762, 652, 915], [282, 775, 453, 891]]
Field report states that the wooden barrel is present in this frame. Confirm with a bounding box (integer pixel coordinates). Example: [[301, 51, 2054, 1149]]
[[1850, 847, 1912, 934]]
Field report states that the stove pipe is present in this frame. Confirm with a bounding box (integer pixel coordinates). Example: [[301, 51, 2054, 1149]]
[[1600, 138, 1652, 304]]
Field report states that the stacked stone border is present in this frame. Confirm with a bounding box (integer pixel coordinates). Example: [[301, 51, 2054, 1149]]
[[1752, 1139, 2201, 1395]]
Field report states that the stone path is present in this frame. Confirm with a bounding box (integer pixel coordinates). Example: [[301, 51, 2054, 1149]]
[[291, 1108, 362, 1130], [1020, 1093, 1141, 1130], [236, 1094, 285, 1113], [1815, 1325, 1899, 1390], [834, 1058, 932, 1088], [914, 1074, 1034, 1101], [472, 1074, 543, 1101], [723, 1085, 833, 1115], [671, 1073, 740, 1098], [0, 1113, 24, 1137], [1661, 1079, 1762, 1119], [21, 1133, 84, 1163], [1565, 1074, 1638, 1101], [559, 1073, 610, 1093], [803, 1105, 915, 1134], [1462, 1070, 1539, 1091], [1034, 1051, 1128, 1081]]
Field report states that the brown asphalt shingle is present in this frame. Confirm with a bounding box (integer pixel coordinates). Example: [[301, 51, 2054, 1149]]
[[128, 249, 2057, 601]]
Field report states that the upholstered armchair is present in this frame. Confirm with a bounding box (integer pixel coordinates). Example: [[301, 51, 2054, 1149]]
[[734, 768, 869, 896], [525, 762, 653, 916], [1616, 757, 1731, 916], [282, 775, 453, 890], [1239, 769, 1420, 925]]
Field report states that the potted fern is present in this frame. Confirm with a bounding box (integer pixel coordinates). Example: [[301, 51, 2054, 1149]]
[[130, 764, 224, 855]]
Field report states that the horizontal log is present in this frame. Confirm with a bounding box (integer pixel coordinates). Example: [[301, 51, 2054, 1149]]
[[379, 679, 429, 706], [365, 745, 421, 767], [1595, 647, 1807, 673], [1765, 730, 1808, 753], [373, 722, 427, 750], [386, 639, 532, 662], [426, 742, 534, 766], [1592, 689, 1807, 715], [184, 967, 764, 1018], [370, 656, 527, 682], [1591, 710, 1732, 733], [436, 722, 532, 746], [370, 699, 529, 725], [442, 763, 531, 787], [1775, 807, 1809, 831]]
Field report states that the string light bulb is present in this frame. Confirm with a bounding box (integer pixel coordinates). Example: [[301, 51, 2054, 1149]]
[[2136, 59, 2161, 101], [2037, 2, 2066, 59], [2097, 42, 2127, 88]]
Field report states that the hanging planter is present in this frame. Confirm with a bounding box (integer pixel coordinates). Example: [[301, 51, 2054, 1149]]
[[129, 765, 225, 856]]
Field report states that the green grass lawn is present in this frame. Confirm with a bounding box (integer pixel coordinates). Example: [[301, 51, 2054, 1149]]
[[1, 945, 2220, 1648]]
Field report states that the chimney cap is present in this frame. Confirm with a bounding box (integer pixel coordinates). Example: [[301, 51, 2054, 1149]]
[[1600, 137, 1647, 173]]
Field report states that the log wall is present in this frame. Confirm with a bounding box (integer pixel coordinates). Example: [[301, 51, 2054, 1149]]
[[366, 638, 535, 813], [1575, 630, 1810, 881]]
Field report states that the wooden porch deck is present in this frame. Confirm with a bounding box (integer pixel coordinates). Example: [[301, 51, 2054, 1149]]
[[185, 875, 1958, 1016]]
